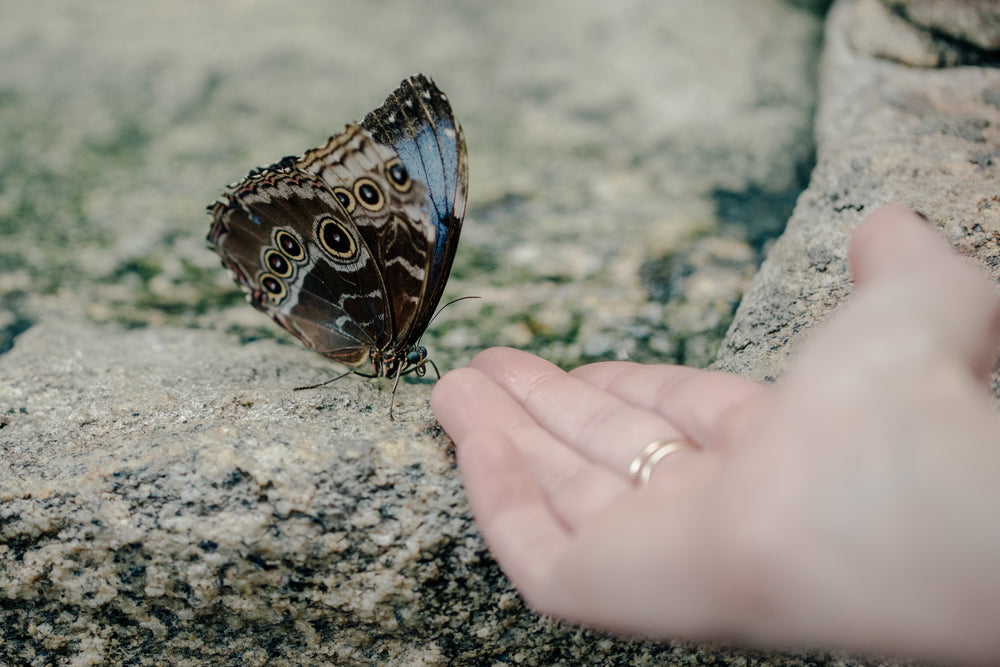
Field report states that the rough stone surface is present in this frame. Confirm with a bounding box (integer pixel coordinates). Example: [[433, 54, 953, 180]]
[[2, 0, 984, 664], [715, 0, 1000, 387], [883, 0, 1000, 52], [2, 321, 915, 666], [851, 0, 972, 67], [853, 0, 1000, 67]]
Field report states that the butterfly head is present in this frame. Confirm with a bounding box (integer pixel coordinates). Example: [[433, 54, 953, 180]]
[[370, 344, 429, 378], [406, 346, 429, 377]]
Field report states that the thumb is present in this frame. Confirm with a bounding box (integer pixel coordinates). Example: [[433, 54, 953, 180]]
[[849, 205, 946, 285], [847, 205, 1000, 381]]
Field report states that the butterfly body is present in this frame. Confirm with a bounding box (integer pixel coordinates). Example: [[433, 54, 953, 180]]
[[208, 75, 467, 407]]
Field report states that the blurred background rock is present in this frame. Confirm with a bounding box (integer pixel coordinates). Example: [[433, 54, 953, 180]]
[[0, 0, 825, 371]]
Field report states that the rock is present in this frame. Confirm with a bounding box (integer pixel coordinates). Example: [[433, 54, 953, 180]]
[[850, 0, 1000, 67], [849, 0, 970, 67], [715, 0, 1000, 386], [1, 319, 688, 665], [882, 0, 1000, 52]]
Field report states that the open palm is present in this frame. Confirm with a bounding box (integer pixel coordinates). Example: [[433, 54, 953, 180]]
[[432, 206, 1000, 662]]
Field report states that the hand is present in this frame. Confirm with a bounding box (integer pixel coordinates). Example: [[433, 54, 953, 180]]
[[431, 206, 1000, 662]]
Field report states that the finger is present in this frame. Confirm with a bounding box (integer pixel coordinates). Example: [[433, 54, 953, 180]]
[[848, 205, 1000, 380], [431, 366, 526, 444], [848, 204, 941, 286], [432, 365, 631, 526], [452, 426, 572, 597], [467, 348, 694, 479], [569, 362, 765, 449]]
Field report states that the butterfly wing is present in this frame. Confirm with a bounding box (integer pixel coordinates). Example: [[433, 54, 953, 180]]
[[207, 166, 389, 367], [208, 74, 467, 378], [361, 74, 469, 347], [298, 124, 435, 358]]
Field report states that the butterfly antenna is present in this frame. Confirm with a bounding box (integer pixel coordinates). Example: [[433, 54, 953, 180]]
[[427, 295, 480, 328], [407, 296, 479, 383]]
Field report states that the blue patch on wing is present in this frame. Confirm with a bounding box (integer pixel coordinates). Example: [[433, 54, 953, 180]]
[[390, 118, 459, 269]]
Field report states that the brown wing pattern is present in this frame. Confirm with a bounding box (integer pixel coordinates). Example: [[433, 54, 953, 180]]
[[298, 125, 433, 354], [208, 167, 387, 366]]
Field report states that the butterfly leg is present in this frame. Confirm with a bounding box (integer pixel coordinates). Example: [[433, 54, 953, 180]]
[[388, 361, 406, 421], [293, 369, 355, 391]]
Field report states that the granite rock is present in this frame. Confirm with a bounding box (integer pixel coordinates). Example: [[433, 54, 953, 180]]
[[2, 319, 911, 666], [883, 0, 1000, 52], [715, 0, 1000, 388], [851, 0, 1000, 67]]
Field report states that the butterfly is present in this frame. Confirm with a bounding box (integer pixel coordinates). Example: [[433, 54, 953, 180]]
[[207, 74, 468, 418]]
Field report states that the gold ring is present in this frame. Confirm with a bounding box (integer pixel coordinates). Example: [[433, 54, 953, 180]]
[[628, 439, 695, 487]]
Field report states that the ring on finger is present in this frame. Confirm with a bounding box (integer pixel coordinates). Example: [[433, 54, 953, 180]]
[[628, 438, 697, 487]]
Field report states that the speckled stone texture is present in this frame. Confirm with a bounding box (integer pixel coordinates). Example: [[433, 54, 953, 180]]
[[715, 0, 1000, 384], [1, 0, 991, 664], [883, 0, 1000, 52]]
